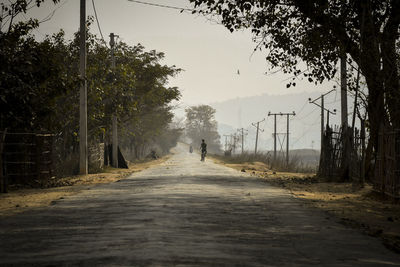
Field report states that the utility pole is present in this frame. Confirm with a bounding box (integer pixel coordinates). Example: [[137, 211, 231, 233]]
[[79, 0, 88, 175], [251, 119, 265, 154], [309, 89, 336, 152], [285, 112, 295, 166], [231, 134, 237, 154], [341, 51, 350, 180], [110, 33, 118, 168], [267, 113, 278, 162], [341, 52, 348, 128], [223, 134, 230, 152], [268, 112, 295, 166], [238, 128, 248, 154]]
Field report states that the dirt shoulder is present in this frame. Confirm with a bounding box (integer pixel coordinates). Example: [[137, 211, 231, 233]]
[[211, 156, 400, 253], [0, 156, 169, 217]]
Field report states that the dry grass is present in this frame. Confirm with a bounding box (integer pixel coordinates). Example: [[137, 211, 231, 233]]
[[212, 152, 317, 173], [211, 156, 400, 253]]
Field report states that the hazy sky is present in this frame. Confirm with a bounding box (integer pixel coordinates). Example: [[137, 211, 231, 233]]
[[16, 0, 336, 105], [11, 0, 348, 149]]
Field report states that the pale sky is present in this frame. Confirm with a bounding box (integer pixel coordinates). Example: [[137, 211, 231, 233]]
[[14, 0, 335, 104], [9, 0, 349, 149]]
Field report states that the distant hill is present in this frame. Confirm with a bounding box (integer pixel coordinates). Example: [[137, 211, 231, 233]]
[[210, 91, 342, 150]]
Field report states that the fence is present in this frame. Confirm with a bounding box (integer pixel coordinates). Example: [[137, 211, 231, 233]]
[[0, 132, 54, 193], [374, 127, 400, 198], [319, 125, 365, 182]]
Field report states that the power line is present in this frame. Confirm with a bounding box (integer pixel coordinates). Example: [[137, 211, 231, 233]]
[[296, 106, 318, 121], [39, 0, 70, 23], [127, 0, 194, 12], [290, 99, 308, 122], [126, 0, 221, 26], [291, 116, 320, 146], [91, 0, 107, 46]]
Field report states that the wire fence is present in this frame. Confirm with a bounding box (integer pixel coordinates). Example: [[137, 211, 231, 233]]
[[0, 131, 54, 192]]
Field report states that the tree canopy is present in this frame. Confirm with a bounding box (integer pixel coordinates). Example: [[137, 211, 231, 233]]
[[185, 105, 221, 153], [190, 0, 400, 150], [0, 3, 182, 173]]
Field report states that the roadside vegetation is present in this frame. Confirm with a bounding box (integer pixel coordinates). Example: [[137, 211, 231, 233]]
[[184, 105, 222, 153], [0, 2, 183, 183], [0, 155, 169, 217], [191, 0, 400, 182], [211, 154, 400, 253], [212, 152, 317, 174]]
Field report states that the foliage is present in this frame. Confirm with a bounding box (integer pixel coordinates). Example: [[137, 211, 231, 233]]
[[0, 0, 60, 33], [190, 0, 400, 181], [185, 105, 221, 153], [190, 0, 400, 150], [0, 8, 182, 174]]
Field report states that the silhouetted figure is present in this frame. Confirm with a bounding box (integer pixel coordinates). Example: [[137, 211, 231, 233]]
[[200, 139, 207, 161]]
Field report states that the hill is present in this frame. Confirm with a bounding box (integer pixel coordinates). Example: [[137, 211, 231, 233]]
[[210, 91, 342, 151]]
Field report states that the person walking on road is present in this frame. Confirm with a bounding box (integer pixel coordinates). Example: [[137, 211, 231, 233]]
[[200, 139, 207, 161]]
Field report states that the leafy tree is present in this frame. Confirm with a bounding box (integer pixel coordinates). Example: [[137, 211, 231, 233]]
[[0, 7, 182, 174], [190, 0, 400, 159], [185, 105, 221, 153], [0, 0, 59, 34]]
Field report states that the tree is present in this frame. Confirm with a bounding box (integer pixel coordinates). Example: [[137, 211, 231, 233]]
[[185, 105, 221, 153], [0, 1, 59, 34], [190, 0, 400, 166], [0, 9, 182, 174]]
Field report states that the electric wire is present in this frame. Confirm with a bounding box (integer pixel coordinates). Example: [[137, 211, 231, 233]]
[[289, 99, 308, 122], [295, 106, 318, 121], [127, 0, 194, 12], [296, 99, 309, 116], [39, 0, 70, 23], [91, 0, 108, 47], [291, 116, 320, 147]]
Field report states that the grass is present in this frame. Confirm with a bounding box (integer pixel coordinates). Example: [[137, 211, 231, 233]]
[[212, 152, 317, 174]]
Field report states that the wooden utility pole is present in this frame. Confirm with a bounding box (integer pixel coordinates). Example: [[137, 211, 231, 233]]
[[223, 134, 230, 152], [110, 33, 118, 168], [252, 119, 265, 155], [341, 52, 348, 128], [238, 128, 248, 154], [272, 114, 277, 161], [321, 95, 324, 150], [79, 0, 88, 175], [286, 113, 291, 166], [341, 51, 350, 180], [268, 112, 295, 166], [231, 134, 237, 154], [309, 89, 336, 152], [267, 112, 278, 162]]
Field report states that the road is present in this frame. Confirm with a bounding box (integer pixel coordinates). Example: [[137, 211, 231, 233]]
[[0, 143, 399, 266]]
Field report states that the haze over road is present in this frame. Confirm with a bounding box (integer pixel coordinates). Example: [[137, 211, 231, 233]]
[[0, 143, 399, 266]]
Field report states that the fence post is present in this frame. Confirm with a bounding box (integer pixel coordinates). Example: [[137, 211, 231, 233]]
[[360, 120, 366, 186], [0, 129, 7, 193], [35, 134, 40, 185]]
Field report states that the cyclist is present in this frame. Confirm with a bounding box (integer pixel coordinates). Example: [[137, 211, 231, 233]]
[[200, 139, 207, 161]]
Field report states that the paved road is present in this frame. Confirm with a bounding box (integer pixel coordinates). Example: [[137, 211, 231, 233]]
[[1, 144, 399, 266]]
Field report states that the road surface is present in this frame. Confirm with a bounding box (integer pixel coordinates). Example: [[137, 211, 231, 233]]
[[0, 143, 399, 266]]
